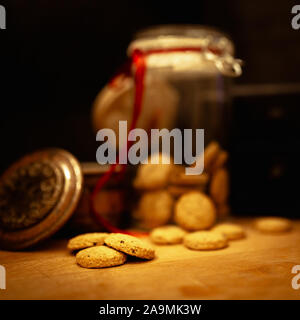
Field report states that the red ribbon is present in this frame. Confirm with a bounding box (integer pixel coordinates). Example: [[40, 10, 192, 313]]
[[90, 49, 147, 236], [91, 46, 223, 236]]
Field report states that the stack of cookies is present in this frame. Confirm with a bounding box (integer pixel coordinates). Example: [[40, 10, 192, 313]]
[[68, 232, 155, 269], [132, 141, 230, 230], [146, 191, 247, 251]]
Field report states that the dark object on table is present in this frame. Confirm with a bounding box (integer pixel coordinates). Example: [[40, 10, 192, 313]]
[[0, 149, 83, 250]]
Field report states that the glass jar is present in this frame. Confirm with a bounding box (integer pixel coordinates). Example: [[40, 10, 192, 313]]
[[92, 25, 242, 230]]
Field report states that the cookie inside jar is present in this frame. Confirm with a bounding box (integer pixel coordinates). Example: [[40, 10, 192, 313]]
[[132, 143, 230, 231], [92, 25, 241, 232]]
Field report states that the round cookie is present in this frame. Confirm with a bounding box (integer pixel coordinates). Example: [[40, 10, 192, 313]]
[[212, 223, 245, 240], [254, 217, 292, 233], [67, 233, 109, 251], [76, 246, 127, 268], [174, 192, 216, 231], [134, 190, 174, 229], [105, 233, 155, 260], [133, 153, 174, 190], [184, 231, 228, 250], [209, 168, 230, 205], [150, 225, 187, 245]]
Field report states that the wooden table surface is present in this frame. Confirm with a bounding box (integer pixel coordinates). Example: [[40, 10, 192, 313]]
[[0, 219, 300, 300]]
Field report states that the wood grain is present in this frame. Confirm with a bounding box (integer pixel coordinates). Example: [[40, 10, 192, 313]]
[[0, 219, 299, 300]]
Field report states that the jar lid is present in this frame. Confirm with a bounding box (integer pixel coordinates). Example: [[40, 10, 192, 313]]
[[128, 25, 242, 77], [0, 149, 83, 250], [129, 25, 234, 53]]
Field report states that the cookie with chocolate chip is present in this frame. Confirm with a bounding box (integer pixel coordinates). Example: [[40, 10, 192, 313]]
[[67, 233, 109, 251], [76, 245, 127, 268], [104, 233, 155, 260]]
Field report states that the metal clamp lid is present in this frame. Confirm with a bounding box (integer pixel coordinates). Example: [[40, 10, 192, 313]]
[[0, 149, 83, 250], [128, 25, 243, 77]]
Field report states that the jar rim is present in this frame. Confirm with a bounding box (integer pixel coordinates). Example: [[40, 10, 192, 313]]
[[129, 25, 234, 55], [127, 25, 242, 77], [132, 24, 232, 42]]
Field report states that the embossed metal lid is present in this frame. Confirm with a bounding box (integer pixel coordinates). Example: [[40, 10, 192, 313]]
[[0, 149, 83, 250]]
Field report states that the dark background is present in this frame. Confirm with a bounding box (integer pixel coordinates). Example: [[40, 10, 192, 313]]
[[0, 0, 299, 216]]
